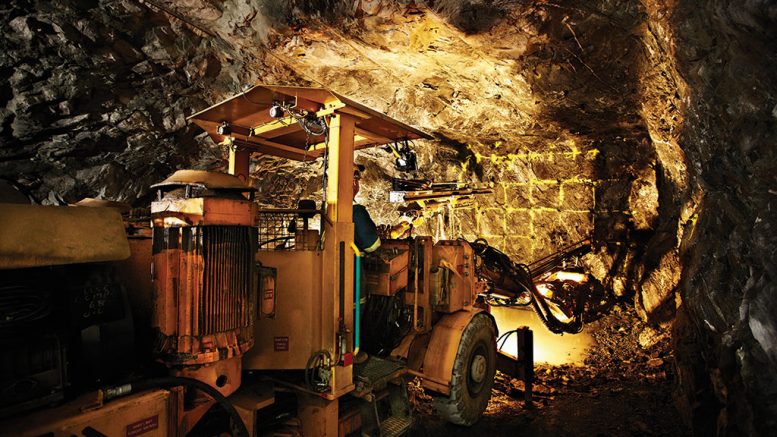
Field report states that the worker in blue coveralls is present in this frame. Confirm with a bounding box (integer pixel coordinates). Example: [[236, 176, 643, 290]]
[[352, 164, 381, 253]]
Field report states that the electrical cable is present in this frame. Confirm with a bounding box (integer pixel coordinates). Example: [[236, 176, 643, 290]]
[[274, 101, 327, 139], [299, 115, 327, 137], [104, 376, 249, 437], [0, 284, 52, 326], [320, 117, 330, 193]]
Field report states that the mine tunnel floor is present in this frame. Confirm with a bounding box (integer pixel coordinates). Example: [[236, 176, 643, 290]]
[[409, 303, 691, 436]]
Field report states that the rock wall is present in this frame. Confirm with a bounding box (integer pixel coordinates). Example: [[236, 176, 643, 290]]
[[0, 0, 300, 204], [639, 1, 777, 434], [243, 0, 661, 275], [451, 144, 600, 262]]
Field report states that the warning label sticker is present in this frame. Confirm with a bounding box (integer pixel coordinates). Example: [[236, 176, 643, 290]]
[[274, 336, 289, 351], [126, 415, 159, 436]]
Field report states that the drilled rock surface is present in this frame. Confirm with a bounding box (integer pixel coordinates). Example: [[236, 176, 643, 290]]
[[1, 0, 776, 434]]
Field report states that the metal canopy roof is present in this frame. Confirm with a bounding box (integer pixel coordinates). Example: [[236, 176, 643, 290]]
[[188, 84, 432, 161], [150, 170, 255, 191]]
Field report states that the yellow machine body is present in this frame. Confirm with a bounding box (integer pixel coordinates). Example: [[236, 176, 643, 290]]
[[186, 85, 493, 418], [1, 389, 178, 437], [245, 250, 323, 369], [430, 240, 477, 313], [0, 204, 130, 269]]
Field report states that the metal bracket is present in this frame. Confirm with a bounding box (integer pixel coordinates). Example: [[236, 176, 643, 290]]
[[495, 327, 534, 405]]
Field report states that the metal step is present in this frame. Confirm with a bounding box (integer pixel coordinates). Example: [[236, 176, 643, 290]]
[[355, 356, 405, 386], [379, 415, 412, 437]]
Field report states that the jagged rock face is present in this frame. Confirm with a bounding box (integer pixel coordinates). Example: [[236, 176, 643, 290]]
[[1, 0, 215, 203], [0, 0, 301, 204], [1, 0, 776, 434], [640, 2, 777, 435]]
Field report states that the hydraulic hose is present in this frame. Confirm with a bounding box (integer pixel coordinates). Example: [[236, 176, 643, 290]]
[[104, 376, 249, 437], [528, 278, 583, 334], [471, 239, 584, 335], [508, 260, 582, 334]]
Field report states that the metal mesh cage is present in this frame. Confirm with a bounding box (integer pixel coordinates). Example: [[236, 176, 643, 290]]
[[256, 209, 322, 251]]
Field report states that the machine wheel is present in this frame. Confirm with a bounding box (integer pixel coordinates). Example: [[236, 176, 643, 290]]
[[434, 313, 497, 426]]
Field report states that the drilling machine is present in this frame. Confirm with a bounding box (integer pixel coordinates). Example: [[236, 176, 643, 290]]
[[0, 85, 591, 436]]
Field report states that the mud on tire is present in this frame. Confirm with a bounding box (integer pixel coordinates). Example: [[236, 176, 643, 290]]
[[434, 313, 497, 426]]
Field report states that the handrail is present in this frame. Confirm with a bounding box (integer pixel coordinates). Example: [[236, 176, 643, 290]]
[[350, 243, 362, 355], [255, 208, 332, 228]]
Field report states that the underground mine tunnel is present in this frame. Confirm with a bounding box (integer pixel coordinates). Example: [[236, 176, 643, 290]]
[[1, 1, 776, 436]]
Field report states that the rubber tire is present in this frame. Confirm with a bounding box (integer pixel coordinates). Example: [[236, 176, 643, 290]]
[[434, 313, 497, 426]]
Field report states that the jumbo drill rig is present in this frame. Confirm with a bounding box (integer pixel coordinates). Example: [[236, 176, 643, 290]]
[[0, 85, 591, 436]]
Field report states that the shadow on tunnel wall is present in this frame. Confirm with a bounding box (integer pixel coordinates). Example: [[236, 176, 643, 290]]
[[659, 0, 777, 435], [425, 0, 507, 34], [283, 0, 508, 34], [498, 0, 686, 319], [491, 2, 729, 432]]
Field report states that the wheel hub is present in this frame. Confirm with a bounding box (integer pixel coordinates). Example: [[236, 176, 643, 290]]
[[470, 354, 487, 383]]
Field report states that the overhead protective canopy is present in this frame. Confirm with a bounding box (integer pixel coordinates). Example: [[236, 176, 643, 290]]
[[188, 84, 431, 161], [151, 169, 255, 191]]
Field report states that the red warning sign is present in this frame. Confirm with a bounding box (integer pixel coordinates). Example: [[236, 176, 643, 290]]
[[126, 415, 159, 436], [274, 336, 289, 351]]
